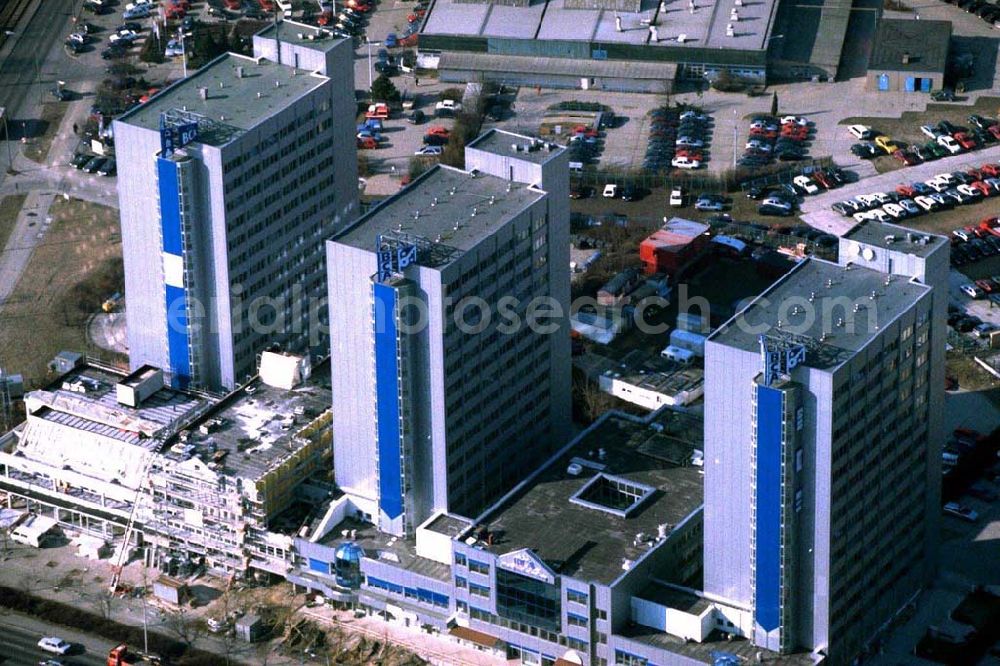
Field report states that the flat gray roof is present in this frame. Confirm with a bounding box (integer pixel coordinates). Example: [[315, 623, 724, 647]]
[[574, 351, 704, 397], [37, 365, 210, 450], [620, 623, 817, 664], [425, 513, 473, 537], [710, 258, 931, 368], [160, 362, 333, 481], [634, 581, 712, 615], [320, 516, 452, 581], [842, 220, 948, 259], [868, 19, 951, 74], [118, 53, 328, 147], [477, 409, 704, 586], [334, 165, 545, 259], [467, 128, 566, 165], [423, 0, 777, 51], [440, 52, 678, 82], [255, 20, 348, 52]]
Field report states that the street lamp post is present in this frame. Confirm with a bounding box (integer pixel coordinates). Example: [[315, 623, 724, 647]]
[[366, 39, 382, 91], [0, 107, 13, 174]]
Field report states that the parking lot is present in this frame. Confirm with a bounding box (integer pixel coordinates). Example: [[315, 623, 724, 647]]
[[799, 142, 1000, 234]]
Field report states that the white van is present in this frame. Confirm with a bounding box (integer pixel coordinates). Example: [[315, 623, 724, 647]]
[[661, 345, 695, 365]]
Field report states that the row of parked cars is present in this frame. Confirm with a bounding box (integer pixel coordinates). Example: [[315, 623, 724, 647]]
[[645, 106, 712, 171], [71, 152, 116, 176], [952, 216, 1000, 270], [739, 114, 813, 167], [745, 166, 851, 216], [849, 116, 999, 164], [830, 163, 1000, 225]]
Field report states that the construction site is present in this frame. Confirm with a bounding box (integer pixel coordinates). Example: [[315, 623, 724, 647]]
[[0, 350, 334, 588]]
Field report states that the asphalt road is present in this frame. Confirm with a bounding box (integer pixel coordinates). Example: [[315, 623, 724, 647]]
[[0, 610, 114, 666], [0, 0, 78, 150]]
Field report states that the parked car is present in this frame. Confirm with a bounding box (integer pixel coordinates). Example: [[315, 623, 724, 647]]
[[695, 194, 725, 211], [671, 156, 700, 169], [414, 145, 442, 156], [669, 187, 685, 207], [943, 502, 978, 522], [848, 124, 874, 140], [97, 158, 116, 176], [792, 175, 819, 194], [602, 183, 618, 198]]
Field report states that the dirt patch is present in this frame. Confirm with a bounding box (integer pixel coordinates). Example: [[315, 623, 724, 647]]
[[0, 194, 27, 251], [948, 352, 1000, 393], [0, 198, 125, 389], [23, 103, 68, 164]]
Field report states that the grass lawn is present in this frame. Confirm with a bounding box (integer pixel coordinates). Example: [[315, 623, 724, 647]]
[[0, 198, 124, 389], [0, 194, 27, 252], [24, 103, 67, 164]]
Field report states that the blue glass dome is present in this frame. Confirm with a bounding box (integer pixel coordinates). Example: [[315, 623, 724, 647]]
[[334, 542, 364, 588]]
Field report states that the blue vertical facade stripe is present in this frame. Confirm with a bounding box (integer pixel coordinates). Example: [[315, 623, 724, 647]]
[[158, 157, 190, 388], [165, 285, 190, 388], [755, 384, 783, 632], [157, 157, 183, 255], [373, 282, 403, 520]]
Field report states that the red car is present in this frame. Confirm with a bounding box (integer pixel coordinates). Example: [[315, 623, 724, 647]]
[[317, 10, 334, 23], [975, 279, 995, 294], [892, 149, 919, 166], [407, 9, 426, 22], [426, 125, 449, 137], [675, 149, 703, 161], [812, 171, 833, 189], [967, 168, 984, 181], [989, 125, 1000, 141], [896, 184, 916, 197], [954, 132, 977, 150], [982, 163, 1000, 177], [781, 129, 808, 141], [357, 136, 377, 149], [165, 5, 185, 18], [225, 0, 241, 8], [971, 181, 993, 197]]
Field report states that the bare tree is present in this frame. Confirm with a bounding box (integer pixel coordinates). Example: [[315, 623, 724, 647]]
[[163, 606, 205, 648]]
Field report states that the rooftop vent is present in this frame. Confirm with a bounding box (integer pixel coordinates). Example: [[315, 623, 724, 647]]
[[256, 91, 262, 99], [470, 169, 479, 178], [470, 207, 478, 217], [870, 290, 878, 300], [413, 210, 420, 219], [275, 80, 281, 88], [884, 234, 896, 244], [488, 195, 495, 205], [567, 462, 583, 476], [809, 291, 816, 302], [902, 52, 911, 65], [198, 87, 208, 100], [431, 197, 438, 206], [219, 81, 225, 89], [236, 66, 245, 78]]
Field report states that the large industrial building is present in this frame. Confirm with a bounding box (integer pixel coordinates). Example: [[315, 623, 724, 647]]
[[703, 221, 948, 664], [326, 129, 573, 536], [415, 0, 857, 90], [114, 21, 358, 391]]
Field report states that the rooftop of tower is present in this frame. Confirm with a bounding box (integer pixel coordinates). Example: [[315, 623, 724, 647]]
[[709, 257, 932, 368], [116, 52, 328, 147]]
